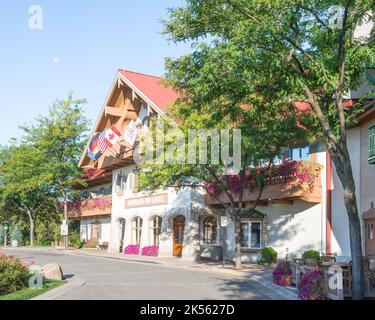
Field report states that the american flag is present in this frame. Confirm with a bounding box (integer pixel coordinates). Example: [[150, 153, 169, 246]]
[[96, 130, 109, 153]]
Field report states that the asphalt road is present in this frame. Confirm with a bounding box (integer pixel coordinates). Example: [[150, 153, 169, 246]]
[[3, 249, 285, 300]]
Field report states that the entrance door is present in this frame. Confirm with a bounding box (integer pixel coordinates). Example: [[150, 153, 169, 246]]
[[173, 215, 185, 257], [92, 223, 101, 242], [365, 219, 375, 256]]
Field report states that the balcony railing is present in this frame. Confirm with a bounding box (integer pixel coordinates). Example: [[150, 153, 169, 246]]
[[68, 195, 112, 220], [205, 161, 322, 206]]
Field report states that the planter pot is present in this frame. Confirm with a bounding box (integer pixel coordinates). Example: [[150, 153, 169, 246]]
[[11, 240, 18, 248]]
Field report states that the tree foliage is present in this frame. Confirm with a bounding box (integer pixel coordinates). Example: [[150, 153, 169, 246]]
[[161, 0, 374, 298]]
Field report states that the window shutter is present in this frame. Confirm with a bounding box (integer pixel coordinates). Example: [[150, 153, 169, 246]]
[[369, 125, 375, 164]]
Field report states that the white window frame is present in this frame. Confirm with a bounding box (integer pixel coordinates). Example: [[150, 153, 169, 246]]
[[202, 216, 219, 244], [240, 220, 263, 249]]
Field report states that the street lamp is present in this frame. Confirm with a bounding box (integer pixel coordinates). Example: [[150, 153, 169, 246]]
[[1, 221, 9, 247]]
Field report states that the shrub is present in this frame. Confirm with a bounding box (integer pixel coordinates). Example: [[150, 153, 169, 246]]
[[302, 250, 320, 261], [141, 245, 159, 257], [124, 244, 140, 255], [259, 247, 277, 264], [0, 251, 30, 295], [297, 269, 326, 300], [35, 239, 53, 247], [10, 223, 23, 246], [69, 232, 84, 248], [83, 239, 98, 248], [272, 262, 292, 287]]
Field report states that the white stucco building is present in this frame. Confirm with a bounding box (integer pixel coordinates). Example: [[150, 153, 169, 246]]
[[69, 68, 374, 262]]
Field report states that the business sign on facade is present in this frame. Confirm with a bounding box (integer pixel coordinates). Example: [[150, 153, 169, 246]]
[[125, 193, 168, 208]]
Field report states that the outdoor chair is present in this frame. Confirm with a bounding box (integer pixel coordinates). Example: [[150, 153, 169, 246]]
[[304, 258, 319, 267], [321, 255, 336, 263], [342, 257, 373, 295], [363, 257, 373, 293]]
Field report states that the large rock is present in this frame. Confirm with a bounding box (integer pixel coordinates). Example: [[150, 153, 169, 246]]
[[40, 263, 64, 280]]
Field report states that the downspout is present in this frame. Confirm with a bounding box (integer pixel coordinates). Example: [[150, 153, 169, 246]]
[[326, 151, 332, 254]]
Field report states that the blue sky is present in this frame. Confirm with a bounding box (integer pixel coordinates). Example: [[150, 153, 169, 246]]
[[0, 0, 191, 144]]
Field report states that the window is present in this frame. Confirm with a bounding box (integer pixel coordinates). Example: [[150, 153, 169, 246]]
[[131, 217, 143, 244], [291, 146, 310, 161], [368, 223, 374, 240], [115, 173, 123, 193], [150, 216, 162, 246], [203, 216, 218, 243], [115, 172, 127, 193], [240, 221, 262, 249], [369, 125, 375, 164]]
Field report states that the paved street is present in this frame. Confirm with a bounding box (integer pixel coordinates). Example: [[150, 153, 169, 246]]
[[3, 248, 286, 300]]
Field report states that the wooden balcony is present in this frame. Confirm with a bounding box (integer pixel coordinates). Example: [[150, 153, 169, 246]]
[[205, 175, 322, 207], [68, 195, 112, 220]]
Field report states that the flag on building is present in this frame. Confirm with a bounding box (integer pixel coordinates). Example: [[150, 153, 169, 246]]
[[124, 120, 139, 146], [87, 131, 108, 161], [97, 130, 109, 153], [104, 126, 121, 147]]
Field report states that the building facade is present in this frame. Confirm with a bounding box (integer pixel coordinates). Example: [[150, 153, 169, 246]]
[[69, 68, 374, 262]]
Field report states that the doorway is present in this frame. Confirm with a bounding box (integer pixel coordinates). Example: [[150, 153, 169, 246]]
[[173, 215, 185, 257], [91, 221, 101, 242]]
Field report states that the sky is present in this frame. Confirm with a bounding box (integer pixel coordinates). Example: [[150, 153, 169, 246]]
[[0, 0, 191, 144]]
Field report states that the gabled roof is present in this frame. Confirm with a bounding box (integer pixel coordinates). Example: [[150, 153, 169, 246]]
[[78, 69, 179, 168], [118, 69, 179, 112]]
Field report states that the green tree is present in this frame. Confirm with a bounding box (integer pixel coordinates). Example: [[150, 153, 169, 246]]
[[163, 0, 374, 299], [0, 143, 51, 246], [137, 96, 312, 268], [21, 92, 89, 249]]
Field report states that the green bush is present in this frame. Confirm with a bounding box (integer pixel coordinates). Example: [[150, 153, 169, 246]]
[[259, 247, 278, 264], [0, 252, 30, 295], [68, 232, 84, 248], [302, 250, 320, 261], [35, 239, 53, 247]]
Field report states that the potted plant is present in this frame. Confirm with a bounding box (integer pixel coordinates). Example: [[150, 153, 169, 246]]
[[272, 262, 293, 287], [297, 269, 326, 300]]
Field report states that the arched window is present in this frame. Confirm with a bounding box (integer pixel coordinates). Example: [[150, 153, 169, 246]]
[[131, 217, 143, 244], [203, 216, 218, 244], [149, 216, 162, 246]]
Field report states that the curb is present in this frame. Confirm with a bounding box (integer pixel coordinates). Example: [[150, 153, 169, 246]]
[[250, 275, 298, 300], [31, 277, 86, 300], [64, 250, 162, 265]]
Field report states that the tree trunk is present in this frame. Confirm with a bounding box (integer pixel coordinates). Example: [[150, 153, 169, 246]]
[[234, 215, 242, 269], [63, 196, 68, 250], [27, 211, 35, 247], [329, 143, 364, 300]]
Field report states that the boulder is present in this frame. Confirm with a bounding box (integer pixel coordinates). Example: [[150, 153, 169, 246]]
[[40, 263, 64, 280]]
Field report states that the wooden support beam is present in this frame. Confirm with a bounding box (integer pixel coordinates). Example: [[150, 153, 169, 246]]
[[105, 106, 122, 117]]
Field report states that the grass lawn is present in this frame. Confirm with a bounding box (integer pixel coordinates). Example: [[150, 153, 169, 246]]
[[0, 279, 66, 300]]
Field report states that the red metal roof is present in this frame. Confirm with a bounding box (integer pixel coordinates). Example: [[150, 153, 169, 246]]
[[294, 100, 353, 112], [118, 69, 180, 112]]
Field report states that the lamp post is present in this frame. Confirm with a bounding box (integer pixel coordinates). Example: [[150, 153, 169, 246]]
[[2, 222, 9, 247]]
